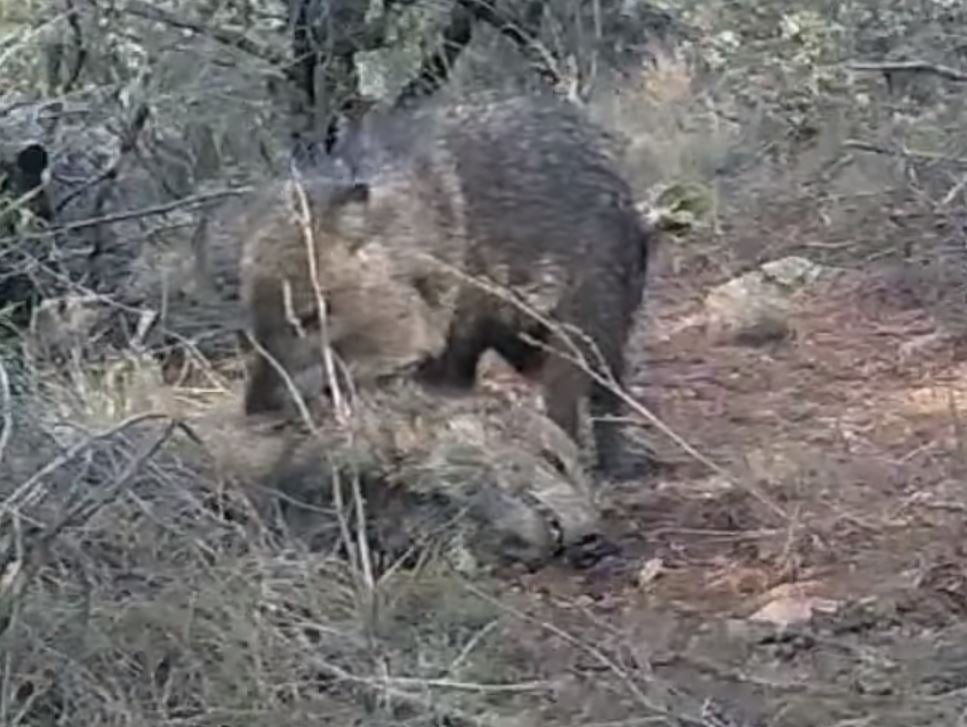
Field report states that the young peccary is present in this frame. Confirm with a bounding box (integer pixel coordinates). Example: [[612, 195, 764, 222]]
[[240, 93, 651, 478], [237, 174, 459, 412]]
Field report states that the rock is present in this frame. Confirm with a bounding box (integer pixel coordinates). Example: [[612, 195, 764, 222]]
[[705, 273, 791, 344], [746, 581, 841, 629], [704, 256, 826, 345]]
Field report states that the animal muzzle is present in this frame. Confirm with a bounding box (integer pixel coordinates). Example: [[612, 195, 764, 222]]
[[560, 531, 621, 569]]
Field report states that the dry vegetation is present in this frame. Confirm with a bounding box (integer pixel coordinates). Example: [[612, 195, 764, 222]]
[[5, 1, 967, 725]]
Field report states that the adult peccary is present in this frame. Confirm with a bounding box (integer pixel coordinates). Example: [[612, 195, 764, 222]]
[[238, 93, 651, 479], [191, 376, 613, 571]]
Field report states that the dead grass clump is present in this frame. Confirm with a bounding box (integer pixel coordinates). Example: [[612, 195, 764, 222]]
[[0, 353, 610, 726]]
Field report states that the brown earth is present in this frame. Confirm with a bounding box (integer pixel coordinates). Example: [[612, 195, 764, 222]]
[[452, 236, 967, 725]]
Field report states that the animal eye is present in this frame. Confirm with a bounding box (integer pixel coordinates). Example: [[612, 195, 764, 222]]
[[294, 298, 339, 335], [541, 448, 569, 477]]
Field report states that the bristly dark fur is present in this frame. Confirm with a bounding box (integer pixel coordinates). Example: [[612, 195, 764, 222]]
[[239, 93, 652, 480]]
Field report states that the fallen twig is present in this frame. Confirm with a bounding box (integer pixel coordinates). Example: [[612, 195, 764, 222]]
[[305, 655, 521, 727], [457, 578, 682, 721], [843, 139, 967, 165], [848, 60, 967, 83], [0, 360, 10, 467]]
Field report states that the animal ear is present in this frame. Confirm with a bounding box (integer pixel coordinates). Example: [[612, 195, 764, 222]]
[[332, 182, 372, 251], [16, 143, 49, 182]]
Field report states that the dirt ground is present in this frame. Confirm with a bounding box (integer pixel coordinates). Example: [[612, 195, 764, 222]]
[[459, 237, 967, 725]]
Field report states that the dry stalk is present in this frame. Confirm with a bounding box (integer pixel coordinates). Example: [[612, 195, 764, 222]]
[[160, 335, 236, 394], [21, 253, 238, 378], [0, 418, 175, 651], [0, 359, 11, 466], [0, 510, 26, 721], [285, 173, 380, 651], [286, 177, 350, 425], [47, 419, 176, 537]]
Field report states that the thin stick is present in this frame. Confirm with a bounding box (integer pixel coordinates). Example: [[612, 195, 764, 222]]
[[287, 177, 350, 424], [0, 187, 251, 247], [286, 174, 378, 640], [0, 359, 11, 466], [848, 60, 967, 83]]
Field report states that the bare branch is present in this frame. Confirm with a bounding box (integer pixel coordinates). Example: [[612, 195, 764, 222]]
[[0, 187, 251, 248], [54, 102, 151, 215], [394, 1, 559, 110], [461, 0, 561, 89], [1, 412, 174, 516]]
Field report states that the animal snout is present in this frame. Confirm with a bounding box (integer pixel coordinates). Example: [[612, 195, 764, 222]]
[[563, 532, 621, 569]]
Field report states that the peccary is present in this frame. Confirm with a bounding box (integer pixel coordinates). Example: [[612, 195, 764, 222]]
[[239, 93, 651, 478], [193, 376, 613, 571]]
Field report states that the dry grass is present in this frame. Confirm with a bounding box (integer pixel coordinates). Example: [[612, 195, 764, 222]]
[[0, 365, 724, 726]]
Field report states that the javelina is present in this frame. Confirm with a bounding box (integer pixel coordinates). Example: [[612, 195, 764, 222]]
[[194, 375, 612, 571], [239, 93, 651, 478]]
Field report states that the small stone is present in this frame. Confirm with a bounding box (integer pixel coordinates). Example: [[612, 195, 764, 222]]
[[704, 257, 827, 346]]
